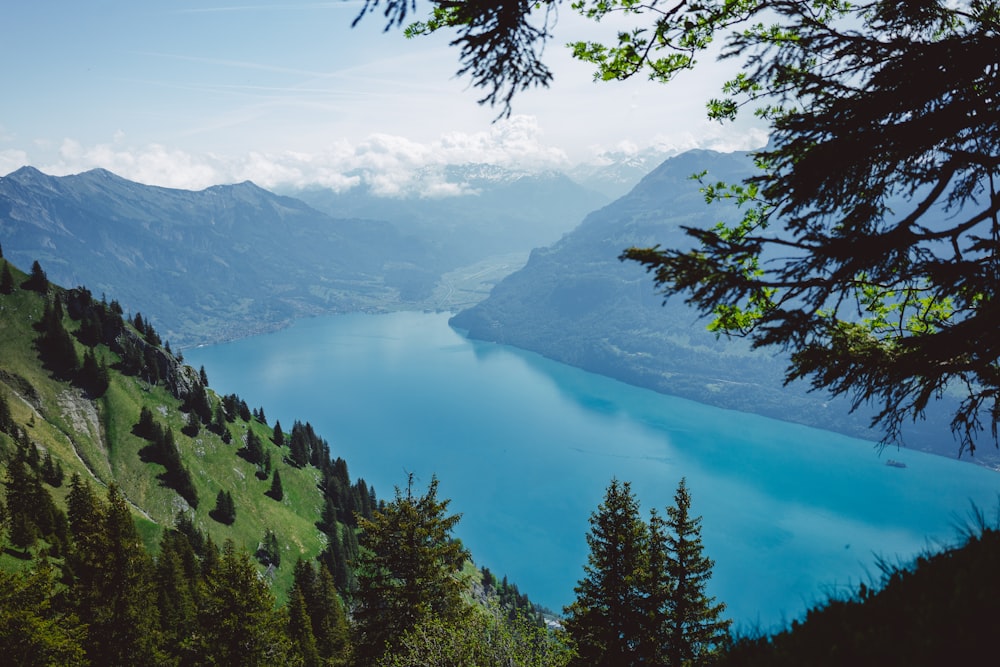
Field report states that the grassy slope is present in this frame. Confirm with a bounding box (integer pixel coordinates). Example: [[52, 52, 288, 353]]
[[0, 260, 326, 598]]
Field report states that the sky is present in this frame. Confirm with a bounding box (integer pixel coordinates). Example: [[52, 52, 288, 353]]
[[2, 1, 768, 192]]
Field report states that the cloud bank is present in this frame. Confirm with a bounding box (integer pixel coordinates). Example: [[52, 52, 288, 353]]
[[2, 115, 768, 196]]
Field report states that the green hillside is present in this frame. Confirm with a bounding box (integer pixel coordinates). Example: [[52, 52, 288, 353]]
[[0, 257, 358, 598], [0, 254, 558, 665]]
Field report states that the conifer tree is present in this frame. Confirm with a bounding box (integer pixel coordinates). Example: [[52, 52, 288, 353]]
[[288, 586, 321, 666], [641, 507, 672, 666], [197, 539, 290, 665], [314, 562, 351, 662], [565, 478, 730, 666], [563, 478, 649, 666], [0, 392, 12, 435], [0, 561, 88, 666], [22, 260, 47, 292], [0, 260, 14, 295], [66, 481, 162, 664], [4, 459, 40, 553], [211, 489, 236, 525], [268, 469, 284, 501], [155, 531, 199, 660], [353, 473, 466, 666], [36, 296, 78, 378], [663, 477, 730, 666]]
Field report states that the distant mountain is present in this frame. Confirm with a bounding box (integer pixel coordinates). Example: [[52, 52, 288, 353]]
[[289, 164, 610, 270], [0, 167, 437, 347], [567, 146, 678, 199], [452, 149, 977, 464]]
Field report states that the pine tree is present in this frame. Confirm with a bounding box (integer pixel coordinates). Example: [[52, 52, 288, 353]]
[[313, 562, 351, 662], [197, 539, 290, 665], [0, 561, 88, 666], [36, 296, 78, 378], [155, 531, 199, 661], [256, 528, 281, 568], [288, 587, 321, 666], [241, 428, 265, 466], [66, 482, 162, 664], [664, 478, 730, 666], [641, 507, 672, 666], [22, 260, 47, 292], [353, 473, 467, 665], [0, 261, 14, 295], [563, 478, 649, 667], [267, 469, 284, 501], [4, 459, 39, 553], [289, 559, 351, 664], [211, 490, 236, 525]]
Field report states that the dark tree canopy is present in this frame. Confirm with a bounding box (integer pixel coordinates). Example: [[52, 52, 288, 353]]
[[352, 473, 467, 665], [371, 0, 1000, 453]]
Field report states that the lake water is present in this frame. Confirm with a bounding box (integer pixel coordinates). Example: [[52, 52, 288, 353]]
[[185, 311, 1000, 631]]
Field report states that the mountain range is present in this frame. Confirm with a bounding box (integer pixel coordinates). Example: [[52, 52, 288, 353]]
[[0, 166, 604, 347], [1, 154, 986, 465]]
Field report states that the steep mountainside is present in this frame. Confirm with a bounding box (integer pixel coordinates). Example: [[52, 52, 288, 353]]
[[452, 149, 973, 463], [0, 167, 436, 347], [0, 258, 375, 598]]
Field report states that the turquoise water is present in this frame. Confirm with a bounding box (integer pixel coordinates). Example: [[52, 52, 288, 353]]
[[185, 311, 1000, 631]]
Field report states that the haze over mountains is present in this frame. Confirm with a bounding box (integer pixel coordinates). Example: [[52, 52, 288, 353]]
[[450, 149, 982, 464], [0, 149, 984, 465], [0, 163, 607, 347]]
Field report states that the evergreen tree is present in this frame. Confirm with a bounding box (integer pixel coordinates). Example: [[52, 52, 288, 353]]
[[273, 419, 285, 447], [36, 296, 78, 378], [353, 473, 467, 666], [66, 481, 162, 664], [0, 391, 12, 435], [211, 490, 236, 525], [4, 458, 40, 553], [664, 478, 730, 666], [211, 402, 228, 436], [563, 478, 649, 666], [22, 260, 47, 292], [0, 260, 14, 295], [240, 428, 265, 465], [290, 559, 352, 664], [0, 561, 88, 666], [641, 507, 672, 666], [154, 536, 199, 664], [256, 528, 281, 569], [314, 562, 351, 662], [197, 539, 290, 665], [267, 469, 284, 501], [288, 586, 321, 666], [78, 349, 109, 397]]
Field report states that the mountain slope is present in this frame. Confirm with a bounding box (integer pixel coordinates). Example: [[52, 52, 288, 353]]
[[0, 257, 366, 597], [451, 149, 969, 462], [0, 167, 435, 347]]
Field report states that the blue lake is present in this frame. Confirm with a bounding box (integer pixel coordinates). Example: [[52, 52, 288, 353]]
[[185, 311, 1000, 631]]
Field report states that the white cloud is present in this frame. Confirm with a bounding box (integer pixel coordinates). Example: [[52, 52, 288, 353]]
[[6, 115, 765, 195]]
